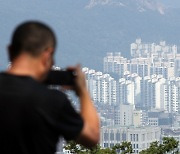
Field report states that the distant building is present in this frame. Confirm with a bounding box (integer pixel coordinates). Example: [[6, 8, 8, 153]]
[[173, 114, 180, 128], [124, 73, 142, 105], [114, 104, 134, 126], [130, 38, 177, 58], [104, 39, 180, 79], [164, 77, 180, 113], [141, 75, 166, 110], [133, 110, 143, 127], [117, 79, 135, 105], [84, 66, 180, 113], [128, 58, 151, 78], [114, 104, 143, 127], [175, 55, 180, 77], [104, 52, 128, 78], [150, 61, 175, 79], [83, 68, 116, 105], [100, 125, 161, 154], [147, 110, 173, 127]]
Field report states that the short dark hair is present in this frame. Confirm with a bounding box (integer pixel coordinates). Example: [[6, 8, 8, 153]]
[[9, 21, 56, 61]]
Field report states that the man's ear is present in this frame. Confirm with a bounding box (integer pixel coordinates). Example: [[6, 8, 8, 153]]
[[41, 47, 54, 67]]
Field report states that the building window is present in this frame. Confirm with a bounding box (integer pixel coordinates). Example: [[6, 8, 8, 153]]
[[142, 143, 145, 149], [110, 132, 114, 140], [133, 144, 136, 149], [133, 134, 136, 141], [110, 143, 114, 148], [155, 132, 158, 139], [136, 144, 139, 149], [116, 132, 120, 141], [142, 134, 145, 141], [104, 143, 109, 148], [130, 134, 133, 141], [104, 132, 109, 141], [136, 134, 139, 141], [122, 132, 126, 141]]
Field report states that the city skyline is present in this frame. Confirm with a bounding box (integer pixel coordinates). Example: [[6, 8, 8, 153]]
[[1, 1, 180, 153], [79, 38, 180, 153]]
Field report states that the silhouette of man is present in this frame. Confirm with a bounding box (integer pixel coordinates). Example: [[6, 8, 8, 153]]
[[0, 21, 99, 154]]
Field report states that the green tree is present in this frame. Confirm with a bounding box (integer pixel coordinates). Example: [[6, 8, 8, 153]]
[[64, 141, 132, 154], [65, 137, 179, 154], [112, 142, 133, 154], [64, 141, 115, 154], [64, 141, 83, 153], [140, 137, 179, 154], [162, 137, 179, 154]]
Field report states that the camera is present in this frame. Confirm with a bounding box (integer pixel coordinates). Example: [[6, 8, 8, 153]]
[[44, 70, 76, 86]]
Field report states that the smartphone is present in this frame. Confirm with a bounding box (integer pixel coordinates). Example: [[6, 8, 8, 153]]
[[44, 70, 76, 86]]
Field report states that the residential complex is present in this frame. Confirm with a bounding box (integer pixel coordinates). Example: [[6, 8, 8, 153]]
[[82, 39, 180, 153], [59, 39, 180, 153], [83, 67, 180, 113]]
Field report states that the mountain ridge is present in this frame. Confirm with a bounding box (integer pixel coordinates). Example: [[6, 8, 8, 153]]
[[0, 0, 180, 71]]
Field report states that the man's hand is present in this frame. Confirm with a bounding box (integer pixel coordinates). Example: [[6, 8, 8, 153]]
[[65, 64, 100, 148], [65, 64, 87, 96]]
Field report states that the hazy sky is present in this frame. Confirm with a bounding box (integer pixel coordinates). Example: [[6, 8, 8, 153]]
[[0, 0, 180, 70]]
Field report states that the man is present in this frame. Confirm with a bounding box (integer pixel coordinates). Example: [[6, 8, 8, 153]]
[[0, 21, 99, 153]]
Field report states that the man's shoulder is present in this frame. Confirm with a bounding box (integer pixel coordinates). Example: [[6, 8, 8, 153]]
[[0, 72, 68, 103], [43, 88, 69, 102], [29, 81, 69, 104]]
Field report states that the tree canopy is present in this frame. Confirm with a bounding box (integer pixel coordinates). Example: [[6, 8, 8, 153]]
[[140, 137, 179, 154], [64, 137, 179, 154]]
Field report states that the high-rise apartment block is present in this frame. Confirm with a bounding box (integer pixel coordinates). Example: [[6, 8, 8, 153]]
[[102, 39, 180, 112], [104, 52, 128, 78], [141, 75, 180, 113], [104, 39, 180, 79], [83, 67, 180, 113], [83, 67, 116, 105], [130, 38, 177, 58], [141, 75, 166, 110], [104, 53, 152, 78], [164, 77, 180, 113], [117, 78, 135, 105]]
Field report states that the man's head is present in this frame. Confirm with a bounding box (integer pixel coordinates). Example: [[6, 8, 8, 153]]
[[8, 21, 56, 80]]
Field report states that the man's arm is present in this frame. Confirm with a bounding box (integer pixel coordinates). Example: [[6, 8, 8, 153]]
[[77, 88, 100, 147], [70, 65, 100, 148]]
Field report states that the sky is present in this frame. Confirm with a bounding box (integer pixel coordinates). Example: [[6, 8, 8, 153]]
[[0, 0, 180, 70], [0, 0, 85, 69]]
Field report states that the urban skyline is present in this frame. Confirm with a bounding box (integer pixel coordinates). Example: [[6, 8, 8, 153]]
[[1, 1, 180, 153], [76, 38, 180, 153]]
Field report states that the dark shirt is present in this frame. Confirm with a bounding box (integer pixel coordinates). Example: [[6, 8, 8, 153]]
[[0, 72, 83, 154]]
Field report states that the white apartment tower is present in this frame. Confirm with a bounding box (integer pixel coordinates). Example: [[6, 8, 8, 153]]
[[104, 52, 127, 77], [83, 68, 117, 105], [117, 78, 135, 105], [125, 73, 142, 105], [131, 38, 177, 58], [164, 78, 180, 113], [141, 75, 166, 110]]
